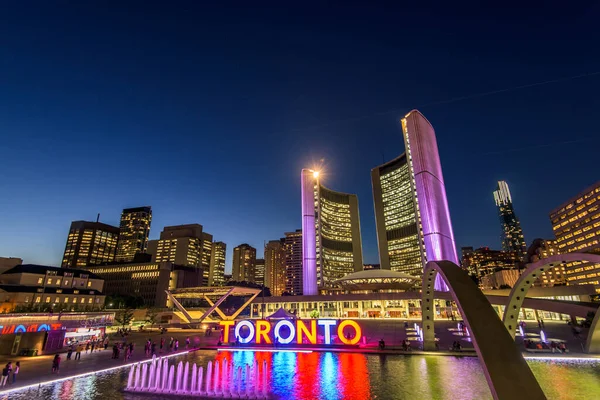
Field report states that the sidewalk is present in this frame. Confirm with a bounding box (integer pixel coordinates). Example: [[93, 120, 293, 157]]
[[0, 328, 219, 394]]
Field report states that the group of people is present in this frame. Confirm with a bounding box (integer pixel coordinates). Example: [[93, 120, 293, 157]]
[[451, 341, 462, 351], [112, 342, 135, 361], [66, 338, 108, 361], [400, 340, 411, 351], [1, 362, 19, 385]]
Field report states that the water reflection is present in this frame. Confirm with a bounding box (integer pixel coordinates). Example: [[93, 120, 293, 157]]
[[2, 351, 600, 400]]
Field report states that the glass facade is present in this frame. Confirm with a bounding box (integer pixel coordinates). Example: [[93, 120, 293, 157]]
[[494, 181, 527, 259], [372, 155, 424, 275], [316, 185, 362, 288]]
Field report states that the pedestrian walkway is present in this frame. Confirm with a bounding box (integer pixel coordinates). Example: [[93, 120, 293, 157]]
[[0, 329, 218, 395]]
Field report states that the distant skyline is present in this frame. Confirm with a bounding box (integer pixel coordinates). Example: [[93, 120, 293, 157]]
[[1, 3, 600, 273]]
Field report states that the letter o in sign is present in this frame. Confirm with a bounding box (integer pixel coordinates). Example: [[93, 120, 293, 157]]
[[234, 320, 255, 344], [274, 320, 295, 344]]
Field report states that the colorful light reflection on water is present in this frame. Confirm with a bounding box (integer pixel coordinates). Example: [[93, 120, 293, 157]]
[[3, 351, 600, 400]]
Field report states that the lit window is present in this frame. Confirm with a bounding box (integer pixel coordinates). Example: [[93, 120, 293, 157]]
[[37, 278, 43, 284], [64, 297, 69, 303], [47, 279, 52, 285], [45, 296, 51, 303]]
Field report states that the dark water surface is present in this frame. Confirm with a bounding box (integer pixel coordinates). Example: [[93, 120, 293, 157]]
[[4, 350, 600, 399]]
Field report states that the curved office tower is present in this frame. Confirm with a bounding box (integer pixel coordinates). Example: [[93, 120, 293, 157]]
[[302, 169, 363, 295], [372, 110, 458, 279]]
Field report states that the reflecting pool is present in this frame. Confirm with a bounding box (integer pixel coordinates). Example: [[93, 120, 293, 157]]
[[6, 351, 600, 399]]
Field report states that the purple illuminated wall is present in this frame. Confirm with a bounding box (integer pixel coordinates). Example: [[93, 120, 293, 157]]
[[402, 110, 458, 289], [301, 169, 318, 295]]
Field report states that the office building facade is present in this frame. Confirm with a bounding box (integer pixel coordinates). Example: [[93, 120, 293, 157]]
[[255, 258, 265, 285], [372, 110, 458, 279], [264, 239, 286, 296], [0, 264, 105, 312], [285, 230, 303, 295], [208, 241, 226, 286], [147, 224, 204, 267], [301, 170, 363, 295], [115, 207, 152, 262], [201, 232, 213, 285], [232, 244, 257, 283], [494, 181, 527, 259], [86, 261, 202, 307], [550, 182, 600, 291], [61, 221, 119, 268]]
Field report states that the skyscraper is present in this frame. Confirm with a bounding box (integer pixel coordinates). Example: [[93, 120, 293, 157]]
[[264, 239, 286, 296], [208, 241, 226, 286], [232, 244, 256, 283], [115, 206, 152, 263], [301, 170, 363, 295], [284, 230, 303, 295], [62, 221, 119, 268], [255, 258, 265, 285], [372, 154, 425, 275], [201, 232, 213, 285], [494, 181, 527, 258], [372, 110, 458, 277], [147, 224, 203, 267]]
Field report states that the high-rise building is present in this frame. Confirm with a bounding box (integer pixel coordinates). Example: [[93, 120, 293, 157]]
[[255, 258, 265, 285], [371, 110, 458, 278], [61, 221, 119, 268], [264, 239, 286, 296], [301, 170, 363, 295], [147, 224, 203, 268], [201, 232, 214, 285], [232, 244, 256, 283], [208, 241, 226, 286], [115, 207, 152, 263], [284, 230, 303, 295], [550, 182, 600, 291], [494, 181, 527, 259]]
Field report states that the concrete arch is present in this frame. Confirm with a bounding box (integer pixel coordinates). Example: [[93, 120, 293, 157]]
[[502, 253, 600, 342], [422, 261, 545, 400]]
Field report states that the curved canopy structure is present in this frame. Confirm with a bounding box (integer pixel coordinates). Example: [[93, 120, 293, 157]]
[[333, 269, 420, 291], [422, 261, 545, 400]]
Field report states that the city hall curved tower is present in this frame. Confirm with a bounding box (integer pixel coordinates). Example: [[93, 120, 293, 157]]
[[302, 169, 363, 295], [372, 110, 458, 278]]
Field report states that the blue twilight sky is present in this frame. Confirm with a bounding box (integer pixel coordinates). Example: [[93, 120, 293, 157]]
[[1, 2, 600, 273]]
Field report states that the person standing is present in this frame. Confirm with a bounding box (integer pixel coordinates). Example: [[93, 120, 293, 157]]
[[91, 341, 96, 353], [75, 344, 83, 360], [1, 365, 9, 387], [85, 342, 90, 354], [151, 341, 157, 356], [174, 339, 179, 352], [169, 337, 174, 352], [52, 354, 61, 374], [185, 337, 190, 349], [66, 345, 73, 360], [12, 362, 19, 384]]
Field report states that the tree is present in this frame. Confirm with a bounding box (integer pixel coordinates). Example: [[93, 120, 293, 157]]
[[310, 309, 320, 319], [115, 308, 134, 328], [145, 308, 160, 329]]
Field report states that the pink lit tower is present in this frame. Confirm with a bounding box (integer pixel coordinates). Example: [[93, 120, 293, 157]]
[[372, 110, 458, 285]]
